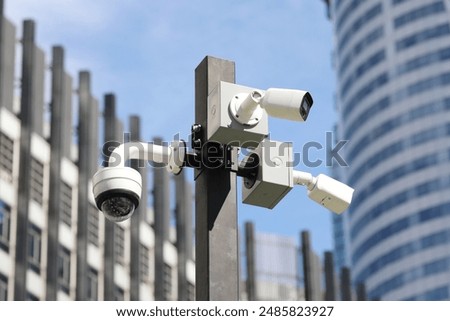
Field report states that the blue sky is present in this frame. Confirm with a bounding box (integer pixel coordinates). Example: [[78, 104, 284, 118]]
[[6, 0, 338, 255]]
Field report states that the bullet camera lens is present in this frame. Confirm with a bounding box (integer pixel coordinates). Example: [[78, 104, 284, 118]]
[[299, 93, 313, 121], [101, 196, 136, 222]]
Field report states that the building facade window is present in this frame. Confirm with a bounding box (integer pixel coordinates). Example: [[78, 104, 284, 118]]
[[30, 157, 44, 205], [351, 150, 448, 213], [0, 273, 7, 301], [397, 46, 450, 76], [60, 182, 72, 227], [26, 292, 39, 301], [343, 72, 389, 116], [339, 26, 384, 78], [396, 23, 450, 52], [336, 0, 365, 34], [392, 0, 409, 6], [0, 200, 11, 252], [87, 205, 99, 246], [356, 229, 450, 284], [352, 176, 450, 239], [368, 256, 450, 299], [57, 246, 71, 294], [163, 263, 172, 300], [114, 226, 125, 265], [338, 3, 383, 55], [348, 123, 450, 186], [394, 1, 446, 29], [114, 286, 124, 301], [347, 97, 450, 161], [0, 132, 14, 182], [86, 267, 98, 301], [405, 286, 449, 300], [139, 244, 149, 283], [187, 282, 195, 301], [341, 49, 386, 98], [27, 224, 42, 274], [352, 201, 450, 264]]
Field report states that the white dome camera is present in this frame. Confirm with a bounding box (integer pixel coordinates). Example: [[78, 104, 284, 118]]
[[92, 140, 185, 223], [92, 167, 142, 222]]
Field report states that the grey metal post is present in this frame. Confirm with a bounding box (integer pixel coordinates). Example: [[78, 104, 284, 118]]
[[129, 115, 146, 301], [89, 98, 99, 177], [175, 171, 187, 300], [46, 46, 65, 300], [356, 283, 367, 301], [14, 20, 36, 300], [62, 73, 73, 158], [324, 251, 336, 301], [75, 71, 93, 300], [102, 93, 118, 300], [245, 222, 256, 301], [31, 46, 45, 136], [185, 182, 193, 261], [153, 136, 170, 300], [0, 6, 16, 112], [340, 267, 352, 301], [194, 56, 238, 301], [301, 230, 313, 301], [0, 0, 4, 110]]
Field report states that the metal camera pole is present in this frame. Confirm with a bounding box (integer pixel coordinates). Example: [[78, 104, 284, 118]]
[[194, 56, 239, 300], [92, 55, 353, 301]]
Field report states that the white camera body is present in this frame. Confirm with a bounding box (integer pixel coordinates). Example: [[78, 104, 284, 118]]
[[207, 81, 269, 148], [307, 174, 354, 214], [261, 88, 313, 122], [207, 81, 314, 148], [92, 166, 142, 222], [242, 140, 294, 209]]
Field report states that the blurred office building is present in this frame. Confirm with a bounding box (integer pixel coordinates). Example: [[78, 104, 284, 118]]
[[242, 223, 325, 301], [0, 3, 194, 301], [327, 0, 450, 300]]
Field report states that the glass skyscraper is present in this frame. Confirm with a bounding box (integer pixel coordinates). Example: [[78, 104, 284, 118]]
[[330, 0, 450, 300]]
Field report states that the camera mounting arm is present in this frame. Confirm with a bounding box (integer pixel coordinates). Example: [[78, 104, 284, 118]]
[[107, 140, 186, 175], [293, 170, 315, 188]]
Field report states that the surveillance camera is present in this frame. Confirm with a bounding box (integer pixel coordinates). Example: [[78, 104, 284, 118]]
[[261, 88, 313, 122], [229, 86, 313, 126], [293, 171, 353, 214], [92, 167, 142, 222], [306, 174, 353, 214]]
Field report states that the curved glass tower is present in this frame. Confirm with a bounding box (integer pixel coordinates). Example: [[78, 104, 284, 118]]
[[331, 0, 450, 300]]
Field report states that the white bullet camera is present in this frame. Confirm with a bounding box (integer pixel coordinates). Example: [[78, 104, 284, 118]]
[[293, 171, 354, 214], [261, 88, 313, 122], [207, 82, 313, 147], [307, 174, 353, 214], [92, 167, 142, 222], [230, 87, 313, 126]]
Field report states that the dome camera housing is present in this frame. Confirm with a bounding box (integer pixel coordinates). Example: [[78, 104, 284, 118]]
[[92, 167, 142, 222]]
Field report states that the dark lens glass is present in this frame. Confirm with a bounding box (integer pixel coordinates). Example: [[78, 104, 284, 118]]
[[299, 93, 313, 120], [101, 196, 135, 222]]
